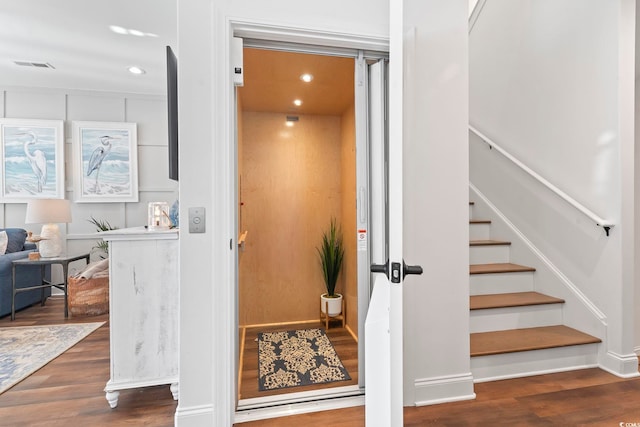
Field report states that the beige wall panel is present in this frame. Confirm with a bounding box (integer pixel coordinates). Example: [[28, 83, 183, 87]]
[[340, 103, 358, 336], [239, 112, 342, 326]]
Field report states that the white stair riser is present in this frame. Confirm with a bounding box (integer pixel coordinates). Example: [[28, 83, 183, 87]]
[[469, 205, 474, 219], [470, 245, 510, 264], [470, 272, 534, 295], [469, 223, 491, 240], [471, 343, 599, 382], [470, 304, 563, 333]]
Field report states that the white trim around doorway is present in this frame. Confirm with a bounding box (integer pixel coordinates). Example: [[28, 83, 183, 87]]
[[228, 18, 389, 422]]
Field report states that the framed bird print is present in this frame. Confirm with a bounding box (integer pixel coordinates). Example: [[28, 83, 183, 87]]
[[0, 118, 65, 202], [72, 121, 138, 203]]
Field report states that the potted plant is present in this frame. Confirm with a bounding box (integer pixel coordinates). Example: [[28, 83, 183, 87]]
[[88, 216, 117, 259], [317, 218, 345, 317]]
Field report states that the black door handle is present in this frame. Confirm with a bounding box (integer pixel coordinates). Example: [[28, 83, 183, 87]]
[[403, 261, 423, 279], [371, 260, 389, 279], [371, 259, 423, 281]]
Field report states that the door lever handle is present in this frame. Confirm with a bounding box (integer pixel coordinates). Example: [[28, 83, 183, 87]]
[[403, 261, 423, 279], [371, 260, 422, 281], [370, 260, 389, 279]]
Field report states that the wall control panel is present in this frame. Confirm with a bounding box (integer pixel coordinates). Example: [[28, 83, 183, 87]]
[[188, 207, 205, 233]]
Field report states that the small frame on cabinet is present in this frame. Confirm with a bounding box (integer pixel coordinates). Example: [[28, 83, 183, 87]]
[[0, 118, 65, 202], [72, 121, 138, 203]]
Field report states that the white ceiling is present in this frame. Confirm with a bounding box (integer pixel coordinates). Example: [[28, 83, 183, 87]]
[[5, 2, 635, 101], [0, 0, 176, 96]]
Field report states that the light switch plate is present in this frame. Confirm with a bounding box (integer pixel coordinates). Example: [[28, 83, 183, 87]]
[[188, 207, 205, 233]]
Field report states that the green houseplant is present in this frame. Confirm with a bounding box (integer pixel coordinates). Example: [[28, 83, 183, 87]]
[[317, 218, 345, 317], [88, 216, 117, 258]]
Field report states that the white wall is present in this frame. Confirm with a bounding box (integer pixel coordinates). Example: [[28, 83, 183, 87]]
[[0, 87, 177, 274], [471, 0, 619, 218], [177, 0, 471, 425], [470, 0, 638, 375], [401, 0, 473, 405]]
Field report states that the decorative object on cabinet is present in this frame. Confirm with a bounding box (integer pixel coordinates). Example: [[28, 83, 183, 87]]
[[169, 199, 179, 228], [0, 118, 65, 202], [147, 202, 171, 230], [72, 121, 138, 203], [25, 198, 72, 258]]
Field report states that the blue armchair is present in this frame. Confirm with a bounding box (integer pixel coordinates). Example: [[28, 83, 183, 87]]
[[0, 228, 51, 318]]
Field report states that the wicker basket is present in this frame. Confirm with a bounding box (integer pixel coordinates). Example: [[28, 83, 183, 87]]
[[68, 275, 109, 316]]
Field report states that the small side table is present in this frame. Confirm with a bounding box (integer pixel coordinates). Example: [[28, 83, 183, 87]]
[[12, 253, 90, 320]]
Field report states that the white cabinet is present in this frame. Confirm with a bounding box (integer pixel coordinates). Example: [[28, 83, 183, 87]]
[[101, 227, 179, 408]]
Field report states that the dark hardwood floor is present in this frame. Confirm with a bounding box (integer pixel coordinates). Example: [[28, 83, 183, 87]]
[[240, 367, 640, 426], [3, 297, 640, 426], [0, 296, 176, 427]]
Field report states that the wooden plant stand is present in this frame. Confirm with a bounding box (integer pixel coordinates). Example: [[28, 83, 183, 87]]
[[320, 298, 345, 329]]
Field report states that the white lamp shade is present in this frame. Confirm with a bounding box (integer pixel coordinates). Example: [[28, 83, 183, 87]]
[[25, 199, 71, 257], [25, 199, 72, 224]]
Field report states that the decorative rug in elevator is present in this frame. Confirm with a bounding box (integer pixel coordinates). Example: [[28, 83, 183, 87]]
[[257, 328, 351, 391]]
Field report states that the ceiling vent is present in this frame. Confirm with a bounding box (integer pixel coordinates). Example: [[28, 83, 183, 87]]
[[13, 61, 55, 69]]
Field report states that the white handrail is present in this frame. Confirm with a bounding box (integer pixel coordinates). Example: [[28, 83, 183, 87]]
[[469, 125, 614, 235]]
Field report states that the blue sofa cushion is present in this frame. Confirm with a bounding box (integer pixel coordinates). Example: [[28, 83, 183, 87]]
[[2, 228, 27, 253]]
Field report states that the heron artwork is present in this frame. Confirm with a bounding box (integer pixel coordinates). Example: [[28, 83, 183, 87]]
[[86, 135, 115, 194], [21, 131, 47, 193]]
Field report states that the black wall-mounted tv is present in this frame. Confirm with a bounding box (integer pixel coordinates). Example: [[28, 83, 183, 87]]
[[166, 46, 179, 181]]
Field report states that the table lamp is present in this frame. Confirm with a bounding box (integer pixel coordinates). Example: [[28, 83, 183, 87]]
[[25, 199, 72, 258]]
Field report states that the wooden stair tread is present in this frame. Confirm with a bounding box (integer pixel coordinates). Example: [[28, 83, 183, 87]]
[[470, 219, 491, 224], [470, 263, 536, 274], [470, 240, 511, 246], [470, 292, 564, 310], [471, 325, 601, 357]]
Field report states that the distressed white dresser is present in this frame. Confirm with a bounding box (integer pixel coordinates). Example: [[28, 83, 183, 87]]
[[101, 227, 179, 408]]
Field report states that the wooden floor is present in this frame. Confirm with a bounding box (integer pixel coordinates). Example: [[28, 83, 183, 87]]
[[0, 296, 176, 426], [241, 368, 640, 426], [238, 321, 359, 400], [3, 297, 640, 426]]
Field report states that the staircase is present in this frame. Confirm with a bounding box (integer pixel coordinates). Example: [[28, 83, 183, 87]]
[[469, 202, 601, 381]]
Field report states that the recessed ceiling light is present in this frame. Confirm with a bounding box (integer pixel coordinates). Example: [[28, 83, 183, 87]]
[[109, 25, 158, 38], [14, 60, 55, 69], [300, 74, 313, 83], [293, 99, 303, 106], [285, 121, 294, 127], [109, 25, 128, 35], [128, 66, 146, 75]]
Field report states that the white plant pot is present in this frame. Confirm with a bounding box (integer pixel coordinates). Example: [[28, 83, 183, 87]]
[[321, 293, 343, 317]]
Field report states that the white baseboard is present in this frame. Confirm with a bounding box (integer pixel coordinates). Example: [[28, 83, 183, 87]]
[[599, 351, 640, 378], [413, 373, 476, 406], [174, 404, 215, 427]]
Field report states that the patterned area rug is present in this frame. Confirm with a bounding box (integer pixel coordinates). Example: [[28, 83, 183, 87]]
[[0, 322, 104, 394], [258, 328, 351, 391]]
